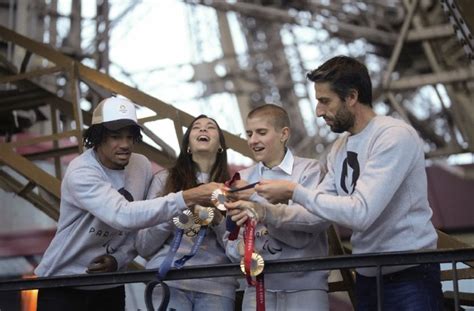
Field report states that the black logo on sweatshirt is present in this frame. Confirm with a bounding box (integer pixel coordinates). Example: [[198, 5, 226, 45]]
[[93, 187, 135, 254], [118, 187, 134, 202], [340, 151, 360, 194]]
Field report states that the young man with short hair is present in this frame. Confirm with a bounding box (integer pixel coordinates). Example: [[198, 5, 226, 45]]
[[226, 104, 330, 311]]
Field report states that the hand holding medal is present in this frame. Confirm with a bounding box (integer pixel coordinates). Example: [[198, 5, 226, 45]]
[[211, 182, 260, 211], [224, 200, 265, 226]]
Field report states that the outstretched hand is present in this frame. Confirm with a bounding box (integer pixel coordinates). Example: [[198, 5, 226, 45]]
[[183, 182, 224, 207], [255, 179, 296, 204], [86, 254, 118, 274]]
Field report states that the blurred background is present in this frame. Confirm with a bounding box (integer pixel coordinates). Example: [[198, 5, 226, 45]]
[[0, 0, 473, 310]]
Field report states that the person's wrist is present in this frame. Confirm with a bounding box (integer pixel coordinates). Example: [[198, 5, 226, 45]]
[[182, 188, 198, 207], [255, 203, 266, 222]]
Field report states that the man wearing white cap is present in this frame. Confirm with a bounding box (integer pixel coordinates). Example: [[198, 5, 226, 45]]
[[35, 96, 222, 311]]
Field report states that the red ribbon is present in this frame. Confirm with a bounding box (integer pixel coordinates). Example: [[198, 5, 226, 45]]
[[244, 218, 256, 285], [225, 172, 241, 187], [256, 274, 265, 311], [226, 172, 242, 240], [228, 172, 265, 310], [243, 218, 265, 311]]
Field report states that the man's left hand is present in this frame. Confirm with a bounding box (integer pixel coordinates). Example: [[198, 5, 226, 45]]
[[86, 254, 118, 273]]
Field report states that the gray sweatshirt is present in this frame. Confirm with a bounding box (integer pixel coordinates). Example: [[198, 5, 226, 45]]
[[35, 149, 187, 277], [293, 116, 438, 275], [226, 150, 330, 291], [135, 170, 238, 300]]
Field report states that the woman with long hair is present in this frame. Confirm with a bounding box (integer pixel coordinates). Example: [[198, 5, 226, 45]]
[[136, 114, 237, 310]]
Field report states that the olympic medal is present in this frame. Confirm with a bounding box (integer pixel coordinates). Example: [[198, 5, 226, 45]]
[[240, 252, 264, 276], [173, 209, 195, 230], [211, 189, 227, 211], [194, 205, 215, 226]]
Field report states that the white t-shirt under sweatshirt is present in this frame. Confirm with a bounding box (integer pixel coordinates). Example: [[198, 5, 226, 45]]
[[35, 148, 187, 278], [292, 116, 438, 276]]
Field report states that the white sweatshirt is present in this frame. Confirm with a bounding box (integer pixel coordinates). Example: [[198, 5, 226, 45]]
[[35, 149, 187, 277], [293, 116, 438, 275]]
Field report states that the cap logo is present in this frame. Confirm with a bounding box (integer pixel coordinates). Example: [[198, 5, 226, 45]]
[[119, 104, 128, 114]]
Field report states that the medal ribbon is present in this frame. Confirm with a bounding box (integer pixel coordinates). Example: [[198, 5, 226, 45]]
[[243, 218, 266, 311], [225, 172, 265, 309], [226, 215, 240, 240], [225, 172, 241, 187], [244, 218, 257, 285], [225, 172, 242, 240], [173, 227, 207, 268], [256, 274, 265, 311], [157, 228, 184, 279]]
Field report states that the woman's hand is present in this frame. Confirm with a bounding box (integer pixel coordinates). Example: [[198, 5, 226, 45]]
[[183, 182, 224, 207]]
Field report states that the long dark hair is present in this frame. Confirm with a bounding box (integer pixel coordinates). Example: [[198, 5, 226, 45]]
[[163, 114, 230, 194]]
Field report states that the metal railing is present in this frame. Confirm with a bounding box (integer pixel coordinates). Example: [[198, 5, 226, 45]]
[[1, 248, 473, 311]]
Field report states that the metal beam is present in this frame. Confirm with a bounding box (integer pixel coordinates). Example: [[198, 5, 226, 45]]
[[387, 67, 474, 90], [0, 66, 62, 83], [0, 248, 473, 291], [0, 24, 73, 68], [0, 171, 59, 220], [406, 24, 454, 42], [0, 147, 61, 198], [187, 0, 399, 46], [134, 142, 176, 169], [4, 129, 80, 148], [23, 146, 78, 162], [383, 0, 420, 88]]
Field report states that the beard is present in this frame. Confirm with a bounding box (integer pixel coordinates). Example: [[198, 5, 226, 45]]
[[328, 103, 355, 133]]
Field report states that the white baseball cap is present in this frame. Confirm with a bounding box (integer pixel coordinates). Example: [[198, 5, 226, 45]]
[[91, 97, 140, 130]]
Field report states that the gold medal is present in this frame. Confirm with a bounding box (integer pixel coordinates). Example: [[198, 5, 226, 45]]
[[173, 209, 195, 230], [185, 223, 201, 237], [194, 205, 215, 226], [211, 189, 227, 211], [240, 252, 265, 276]]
